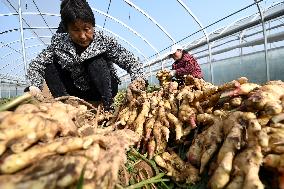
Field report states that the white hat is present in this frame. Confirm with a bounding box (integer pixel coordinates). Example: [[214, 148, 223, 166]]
[[169, 44, 183, 55]]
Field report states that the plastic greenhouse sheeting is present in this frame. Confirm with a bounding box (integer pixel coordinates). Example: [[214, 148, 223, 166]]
[[0, 0, 284, 95]]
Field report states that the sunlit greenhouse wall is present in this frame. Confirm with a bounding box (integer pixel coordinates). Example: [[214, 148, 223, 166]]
[[118, 46, 284, 89], [0, 0, 284, 93], [202, 46, 284, 85], [0, 81, 26, 98], [119, 2, 284, 89], [119, 46, 284, 89]]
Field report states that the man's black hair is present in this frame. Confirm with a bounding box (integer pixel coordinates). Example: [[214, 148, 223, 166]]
[[60, 0, 95, 29]]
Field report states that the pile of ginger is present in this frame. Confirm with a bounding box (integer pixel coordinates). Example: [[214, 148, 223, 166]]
[[1, 69, 284, 189], [114, 69, 284, 188], [0, 98, 138, 189]]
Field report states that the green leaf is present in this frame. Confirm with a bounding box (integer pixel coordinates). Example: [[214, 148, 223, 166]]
[[76, 165, 86, 189]]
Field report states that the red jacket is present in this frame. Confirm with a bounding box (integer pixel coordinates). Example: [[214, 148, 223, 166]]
[[172, 53, 203, 79]]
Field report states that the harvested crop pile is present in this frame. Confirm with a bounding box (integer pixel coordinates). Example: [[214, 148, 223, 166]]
[[112, 69, 284, 189], [0, 96, 138, 189], [0, 129, 138, 189], [1, 70, 284, 189]]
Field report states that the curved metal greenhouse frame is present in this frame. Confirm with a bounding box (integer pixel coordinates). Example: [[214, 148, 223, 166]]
[[0, 0, 284, 97]]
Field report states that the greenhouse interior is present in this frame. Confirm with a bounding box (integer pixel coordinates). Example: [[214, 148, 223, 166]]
[[0, 0, 284, 188]]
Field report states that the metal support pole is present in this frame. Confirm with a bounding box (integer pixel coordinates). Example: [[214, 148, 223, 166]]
[[18, 0, 28, 77], [254, 0, 269, 81], [176, 0, 212, 81], [124, 77, 127, 89], [0, 79, 1, 98], [8, 82, 11, 99], [239, 32, 244, 64], [269, 20, 272, 49], [208, 42, 213, 83], [149, 64, 153, 84], [16, 81, 18, 96]]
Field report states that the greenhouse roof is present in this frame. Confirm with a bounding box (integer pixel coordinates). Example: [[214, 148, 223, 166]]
[[0, 0, 283, 83]]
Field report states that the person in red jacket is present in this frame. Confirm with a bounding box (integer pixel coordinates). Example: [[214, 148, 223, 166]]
[[169, 44, 203, 80]]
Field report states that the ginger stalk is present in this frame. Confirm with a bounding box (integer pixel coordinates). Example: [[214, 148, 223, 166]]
[[0, 93, 33, 112], [147, 137, 156, 159], [245, 81, 284, 111], [161, 126, 170, 142], [225, 176, 244, 189], [0, 113, 43, 140], [144, 116, 156, 141], [209, 124, 242, 189], [0, 135, 99, 173], [209, 152, 234, 189], [167, 113, 183, 140], [153, 120, 162, 152], [218, 77, 248, 92], [178, 96, 197, 129], [0, 111, 12, 122], [187, 136, 203, 167], [120, 107, 130, 125], [199, 116, 223, 173], [134, 100, 151, 138], [127, 107, 138, 125], [158, 101, 170, 127], [169, 94, 178, 115]]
